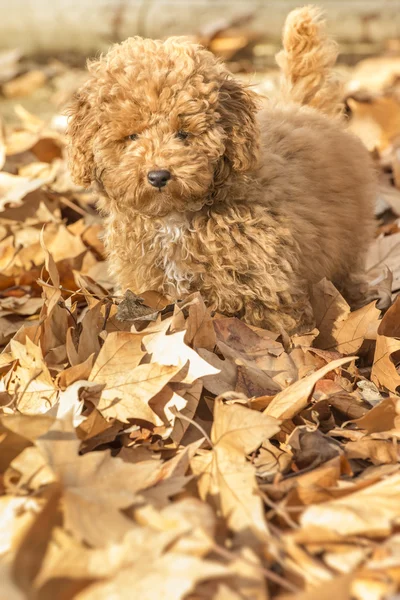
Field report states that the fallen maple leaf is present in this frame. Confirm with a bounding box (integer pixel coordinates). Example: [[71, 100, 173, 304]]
[[35, 417, 164, 546], [311, 279, 380, 353], [264, 356, 357, 420], [7, 338, 58, 414], [91, 360, 181, 425], [143, 329, 220, 385], [192, 399, 280, 539], [89, 331, 146, 382]]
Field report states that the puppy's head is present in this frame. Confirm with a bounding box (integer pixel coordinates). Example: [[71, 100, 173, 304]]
[[67, 37, 260, 217]]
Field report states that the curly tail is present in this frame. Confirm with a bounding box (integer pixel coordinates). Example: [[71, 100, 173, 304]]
[[275, 5, 343, 117]]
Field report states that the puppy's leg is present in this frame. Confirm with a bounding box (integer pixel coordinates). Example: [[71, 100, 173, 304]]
[[243, 290, 315, 334], [334, 251, 371, 310], [336, 271, 370, 310]]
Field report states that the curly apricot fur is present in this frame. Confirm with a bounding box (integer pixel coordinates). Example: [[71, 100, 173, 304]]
[[67, 6, 376, 333]]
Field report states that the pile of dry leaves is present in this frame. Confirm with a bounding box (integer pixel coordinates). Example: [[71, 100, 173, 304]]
[[1, 48, 400, 600]]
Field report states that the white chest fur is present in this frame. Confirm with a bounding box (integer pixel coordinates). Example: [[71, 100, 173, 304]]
[[150, 213, 194, 296]]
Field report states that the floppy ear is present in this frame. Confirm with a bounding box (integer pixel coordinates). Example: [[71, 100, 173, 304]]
[[218, 77, 260, 172], [66, 85, 99, 187]]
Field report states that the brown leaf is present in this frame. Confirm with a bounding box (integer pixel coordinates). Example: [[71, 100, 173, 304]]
[[116, 289, 158, 323], [299, 471, 400, 538], [89, 331, 145, 383], [0, 495, 39, 556], [170, 380, 203, 445], [176, 292, 217, 350], [280, 574, 353, 600], [77, 552, 227, 600], [91, 361, 181, 425], [214, 317, 284, 363], [350, 397, 400, 434], [311, 280, 380, 353], [3, 70, 46, 98], [36, 418, 163, 546], [0, 563, 26, 600], [311, 279, 350, 346], [345, 438, 399, 465], [12, 483, 61, 594], [7, 338, 58, 414], [192, 399, 280, 538], [264, 356, 357, 420], [57, 354, 95, 390], [197, 348, 237, 396], [371, 334, 400, 393], [366, 232, 400, 293], [378, 295, 400, 337]]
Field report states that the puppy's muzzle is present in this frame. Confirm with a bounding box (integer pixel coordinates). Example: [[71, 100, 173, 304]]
[[147, 169, 171, 189]]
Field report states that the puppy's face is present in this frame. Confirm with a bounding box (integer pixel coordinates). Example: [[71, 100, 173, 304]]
[[67, 37, 259, 217]]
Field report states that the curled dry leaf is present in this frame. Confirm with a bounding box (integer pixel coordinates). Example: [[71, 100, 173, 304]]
[[350, 396, 400, 434], [371, 334, 400, 394], [345, 438, 399, 465], [264, 356, 357, 420], [6, 338, 58, 414], [297, 472, 400, 539], [116, 289, 158, 323], [366, 231, 400, 293], [311, 279, 381, 354]]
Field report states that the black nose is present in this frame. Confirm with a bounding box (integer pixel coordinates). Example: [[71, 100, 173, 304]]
[[147, 169, 171, 188]]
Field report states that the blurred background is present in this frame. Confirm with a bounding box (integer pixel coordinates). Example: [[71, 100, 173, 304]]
[[1, 0, 400, 124], [2, 0, 400, 56]]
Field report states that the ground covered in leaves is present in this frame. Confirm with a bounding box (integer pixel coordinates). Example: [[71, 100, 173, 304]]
[[2, 47, 400, 600]]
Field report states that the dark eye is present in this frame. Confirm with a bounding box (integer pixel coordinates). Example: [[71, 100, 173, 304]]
[[176, 131, 189, 140], [128, 133, 138, 141]]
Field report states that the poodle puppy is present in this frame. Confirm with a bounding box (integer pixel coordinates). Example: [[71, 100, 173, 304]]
[[67, 6, 376, 333]]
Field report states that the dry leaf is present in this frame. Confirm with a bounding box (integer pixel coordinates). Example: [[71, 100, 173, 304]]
[[91, 360, 181, 424], [366, 232, 400, 292], [192, 399, 279, 538], [371, 334, 400, 394], [36, 417, 163, 546], [311, 280, 380, 353], [299, 472, 400, 538], [77, 553, 227, 600], [264, 356, 356, 420], [3, 70, 46, 98], [144, 329, 220, 384]]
